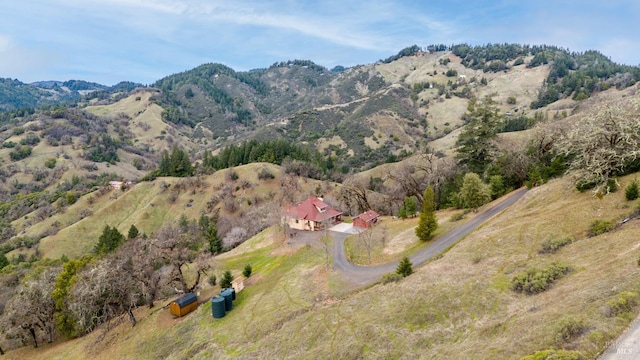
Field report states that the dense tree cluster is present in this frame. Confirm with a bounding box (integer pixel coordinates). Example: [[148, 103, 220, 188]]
[[380, 45, 422, 64], [269, 60, 327, 73], [202, 139, 329, 174], [83, 134, 120, 163], [529, 50, 640, 108], [144, 146, 194, 179], [153, 63, 269, 127]]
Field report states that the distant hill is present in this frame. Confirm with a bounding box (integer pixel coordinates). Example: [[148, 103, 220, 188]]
[[0, 78, 144, 110]]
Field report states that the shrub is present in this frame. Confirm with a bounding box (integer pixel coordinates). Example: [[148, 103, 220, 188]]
[[381, 273, 403, 284], [538, 238, 572, 254], [449, 211, 467, 222], [589, 219, 614, 237], [625, 179, 639, 201], [606, 178, 618, 193], [243, 264, 252, 278], [511, 262, 571, 294], [44, 157, 57, 169], [226, 169, 239, 182], [521, 349, 584, 360], [65, 192, 77, 206], [9, 145, 32, 161], [554, 316, 586, 345], [257, 167, 275, 180], [208, 274, 217, 286], [604, 291, 638, 317]]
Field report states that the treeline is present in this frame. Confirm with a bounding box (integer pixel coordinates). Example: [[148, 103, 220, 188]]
[[381, 45, 422, 64], [202, 139, 331, 174], [269, 60, 327, 73], [448, 43, 640, 107], [530, 50, 640, 108], [202, 139, 325, 169]]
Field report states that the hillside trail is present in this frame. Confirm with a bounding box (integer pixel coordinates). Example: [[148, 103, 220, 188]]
[[331, 188, 528, 286]]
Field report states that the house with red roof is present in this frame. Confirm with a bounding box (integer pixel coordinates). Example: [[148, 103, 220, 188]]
[[283, 196, 342, 231], [353, 210, 380, 229]]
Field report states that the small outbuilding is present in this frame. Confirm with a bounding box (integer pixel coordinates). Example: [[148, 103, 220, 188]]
[[353, 210, 380, 229], [231, 277, 245, 294], [169, 292, 198, 317]]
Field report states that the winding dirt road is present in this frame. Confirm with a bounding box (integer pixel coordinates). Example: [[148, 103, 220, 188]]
[[331, 188, 528, 286]]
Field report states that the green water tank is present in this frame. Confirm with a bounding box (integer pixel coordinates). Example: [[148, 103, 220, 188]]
[[211, 296, 226, 318], [220, 288, 233, 311]]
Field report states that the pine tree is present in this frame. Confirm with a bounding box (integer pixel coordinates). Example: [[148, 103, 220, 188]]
[[200, 214, 221, 254], [243, 264, 252, 278], [625, 179, 639, 201], [0, 252, 8, 270], [158, 150, 171, 176], [396, 257, 413, 277], [456, 96, 500, 174], [127, 225, 139, 240], [220, 270, 234, 288], [94, 225, 125, 255], [415, 186, 438, 241]]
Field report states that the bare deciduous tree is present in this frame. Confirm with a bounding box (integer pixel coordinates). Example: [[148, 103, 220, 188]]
[[339, 176, 372, 215], [2, 268, 60, 348]]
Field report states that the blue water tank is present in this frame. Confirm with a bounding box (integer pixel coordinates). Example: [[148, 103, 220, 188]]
[[211, 296, 226, 318], [220, 288, 233, 311]]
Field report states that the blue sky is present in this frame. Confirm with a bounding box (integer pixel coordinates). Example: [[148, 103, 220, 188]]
[[0, 0, 638, 85]]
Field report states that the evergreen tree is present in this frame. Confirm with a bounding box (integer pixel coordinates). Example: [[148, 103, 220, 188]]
[[243, 264, 252, 278], [200, 214, 221, 254], [399, 196, 416, 219], [415, 186, 438, 241], [626, 179, 639, 201], [0, 252, 8, 270], [456, 96, 500, 174], [127, 224, 139, 240], [396, 257, 413, 277], [94, 225, 125, 255], [158, 150, 171, 176], [460, 173, 492, 211], [220, 270, 234, 288]]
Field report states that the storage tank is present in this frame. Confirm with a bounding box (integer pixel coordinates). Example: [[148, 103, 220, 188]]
[[211, 296, 226, 318], [220, 288, 233, 311]]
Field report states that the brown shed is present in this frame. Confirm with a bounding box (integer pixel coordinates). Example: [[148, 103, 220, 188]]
[[353, 210, 380, 229], [169, 292, 198, 317]]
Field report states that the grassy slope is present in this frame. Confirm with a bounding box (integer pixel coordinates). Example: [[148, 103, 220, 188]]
[[8, 174, 640, 359], [11, 162, 319, 260]]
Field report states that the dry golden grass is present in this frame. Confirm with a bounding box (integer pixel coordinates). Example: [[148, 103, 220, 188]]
[[18, 162, 333, 260], [85, 91, 198, 154]]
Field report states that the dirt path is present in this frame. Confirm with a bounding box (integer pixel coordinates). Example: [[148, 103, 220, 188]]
[[331, 188, 528, 286]]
